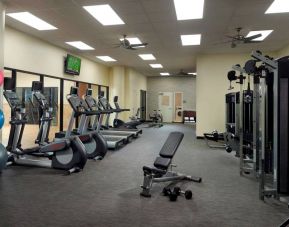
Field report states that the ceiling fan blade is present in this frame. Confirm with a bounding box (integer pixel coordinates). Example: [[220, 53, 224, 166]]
[[130, 43, 148, 48], [244, 40, 262, 44], [225, 35, 236, 39], [225, 35, 241, 41], [128, 46, 137, 50], [244, 34, 262, 41]]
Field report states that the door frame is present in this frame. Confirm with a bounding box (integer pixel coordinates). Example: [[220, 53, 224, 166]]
[[140, 90, 147, 120]]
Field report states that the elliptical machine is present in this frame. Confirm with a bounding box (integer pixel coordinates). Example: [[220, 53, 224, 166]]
[[3, 78, 87, 174], [113, 96, 142, 129], [55, 86, 107, 160]]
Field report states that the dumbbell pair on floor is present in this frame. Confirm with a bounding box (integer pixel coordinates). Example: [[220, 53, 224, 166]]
[[162, 186, 193, 202]]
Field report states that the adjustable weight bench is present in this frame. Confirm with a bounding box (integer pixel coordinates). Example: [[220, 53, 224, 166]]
[[140, 132, 202, 197]]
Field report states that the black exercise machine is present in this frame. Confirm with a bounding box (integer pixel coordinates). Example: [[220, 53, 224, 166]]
[[140, 132, 202, 197], [203, 130, 226, 149], [55, 86, 108, 158], [3, 78, 87, 174], [113, 96, 142, 129]]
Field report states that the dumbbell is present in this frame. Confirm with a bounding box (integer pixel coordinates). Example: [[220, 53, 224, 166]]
[[173, 187, 193, 200], [162, 187, 178, 201]]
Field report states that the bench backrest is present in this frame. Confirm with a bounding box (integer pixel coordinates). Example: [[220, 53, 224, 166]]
[[159, 132, 184, 158]]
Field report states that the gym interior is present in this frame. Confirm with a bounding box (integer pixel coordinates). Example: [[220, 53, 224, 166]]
[[0, 1, 289, 226]]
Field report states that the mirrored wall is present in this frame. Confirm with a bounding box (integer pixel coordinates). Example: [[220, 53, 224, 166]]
[[2, 68, 109, 147]]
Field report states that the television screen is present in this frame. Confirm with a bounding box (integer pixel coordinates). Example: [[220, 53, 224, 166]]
[[65, 54, 81, 75]]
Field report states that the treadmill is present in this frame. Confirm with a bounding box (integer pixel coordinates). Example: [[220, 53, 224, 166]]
[[84, 89, 135, 140], [98, 95, 142, 137], [58, 87, 125, 150]]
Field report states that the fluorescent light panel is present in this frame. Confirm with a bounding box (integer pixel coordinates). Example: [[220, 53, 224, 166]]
[[96, 56, 117, 62], [265, 0, 289, 14], [150, 64, 163, 68], [160, 72, 170, 76], [181, 34, 201, 46], [188, 72, 197, 75], [120, 37, 141, 45], [66, 41, 94, 50], [83, 5, 124, 26], [174, 0, 204, 20], [7, 12, 57, 30], [246, 30, 273, 41], [139, 54, 156, 60]]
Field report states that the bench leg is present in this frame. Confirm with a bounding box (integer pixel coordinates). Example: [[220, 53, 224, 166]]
[[140, 175, 153, 197]]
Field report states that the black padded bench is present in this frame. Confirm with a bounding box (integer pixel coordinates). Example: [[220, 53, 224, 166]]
[[140, 132, 202, 197]]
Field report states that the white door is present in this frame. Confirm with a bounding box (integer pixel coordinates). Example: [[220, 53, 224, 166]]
[[158, 92, 173, 122]]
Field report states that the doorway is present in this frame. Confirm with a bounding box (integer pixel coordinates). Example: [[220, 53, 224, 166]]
[[140, 90, 147, 120], [158, 92, 184, 123], [158, 92, 174, 122], [174, 92, 183, 123]]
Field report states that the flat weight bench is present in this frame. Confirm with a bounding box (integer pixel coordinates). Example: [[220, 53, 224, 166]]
[[140, 132, 202, 197]]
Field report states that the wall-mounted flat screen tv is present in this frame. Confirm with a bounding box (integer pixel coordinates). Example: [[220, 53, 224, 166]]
[[65, 54, 81, 75]]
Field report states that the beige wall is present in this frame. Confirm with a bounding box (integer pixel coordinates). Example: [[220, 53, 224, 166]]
[[109, 66, 126, 109], [109, 66, 147, 121], [4, 27, 110, 86], [124, 68, 147, 120], [109, 67, 147, 122], [125, 68, 147, 118], [195, 52, 278, 137], [277, 43, 289, 57], [147, 76, 196, 117], [196, 53, 257, 137]]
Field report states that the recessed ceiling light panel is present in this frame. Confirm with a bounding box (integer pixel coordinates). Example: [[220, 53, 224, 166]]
[[7, 12, 57, 30], [174, 0, 204, 20], [150, 64, 163, 68], [181, 34, 201, 46], [160, 72, 170, 76], [139, 54, 156, 60], [246, 30, 273, 41], [265, 0, 289, 14], [83, 4, 125, 26], [66, 41, 94, 50], [188, 72, 197, 75], [96, 56, 117, 62]]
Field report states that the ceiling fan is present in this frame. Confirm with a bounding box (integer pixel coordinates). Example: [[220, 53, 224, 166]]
[[221, 27, 262, 48], [113, 35, 148, 50], [171, 69, 195, 76]]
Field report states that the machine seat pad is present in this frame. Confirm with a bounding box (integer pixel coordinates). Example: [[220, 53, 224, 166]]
[[154, 157, 172, 170], [143, 166, 166, 176], [159, 132, 184, 158]]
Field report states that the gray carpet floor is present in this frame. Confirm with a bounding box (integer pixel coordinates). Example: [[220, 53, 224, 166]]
[[0, 124, 288, 227]]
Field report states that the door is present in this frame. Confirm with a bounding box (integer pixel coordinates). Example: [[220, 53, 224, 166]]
[[174, 92, 183, 123], [140, 90, 146, 120], [158, 92, 173, 122]]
